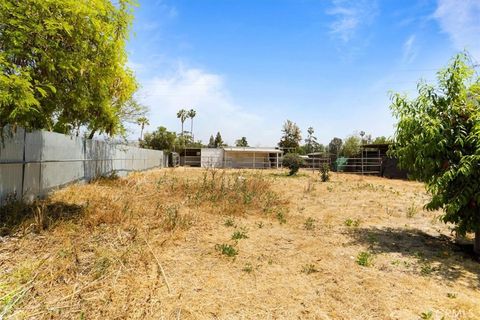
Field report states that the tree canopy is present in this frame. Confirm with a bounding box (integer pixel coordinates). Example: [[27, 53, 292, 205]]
[[278, 120, 302, 153], [328, 137, 343, 156], [0, 0, 139, 138], [235, 137, 249, 147], [304, 126, 322, 154], [341, 135, 361, 157], [390, 53, 480, 253]]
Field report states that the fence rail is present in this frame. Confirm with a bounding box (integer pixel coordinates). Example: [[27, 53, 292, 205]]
[[0, 128, 166, 205]]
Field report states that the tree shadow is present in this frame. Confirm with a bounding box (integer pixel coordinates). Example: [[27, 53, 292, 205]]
[[0, 200, 84, 236], [347, 227, 480, 287]]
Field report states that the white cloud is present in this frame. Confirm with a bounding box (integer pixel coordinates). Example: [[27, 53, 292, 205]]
[[327, 0, 378, 43], [134, 64, 277, 146], [434, 0, 480, 60], [402, 34, 417, 64]]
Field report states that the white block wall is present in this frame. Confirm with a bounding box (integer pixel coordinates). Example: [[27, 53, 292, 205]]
[[0, 128, 165, 205]]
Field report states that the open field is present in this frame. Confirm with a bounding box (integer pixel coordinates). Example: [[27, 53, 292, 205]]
[[0, 168, 479, 319]]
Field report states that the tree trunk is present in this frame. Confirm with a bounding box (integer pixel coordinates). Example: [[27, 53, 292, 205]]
[[475, 229, 480, 256], [191, 120, 194, 140], [88, 129, 96, 140]]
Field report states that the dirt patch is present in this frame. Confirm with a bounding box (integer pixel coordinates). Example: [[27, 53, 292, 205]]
[[1, 168, 479, 319]]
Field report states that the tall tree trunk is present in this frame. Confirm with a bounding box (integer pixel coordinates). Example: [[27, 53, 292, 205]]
[[475, 229, 480, 256], [140, 124, 144, 140], [191, 119, 194, 140], [88, 129, 96, 139]]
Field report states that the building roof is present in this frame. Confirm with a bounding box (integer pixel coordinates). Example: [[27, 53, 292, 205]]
[[360, 143, 391, 149], [222, 147, 283, 153]]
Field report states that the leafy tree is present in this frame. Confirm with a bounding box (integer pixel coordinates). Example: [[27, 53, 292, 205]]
[[282, 153, 304, 176], [214, 132, 224, 148], [341, 135, 361, 157], [328, 137, 343, 156], [188, 109, 196, 139], [137, 117, 149, 140], [278, 120, 302, 153], [390, 53, 480, 254], [141, 126, 177, 152], [208, 135, 215, 148], [235, 137, 249, 147], [372, 136, 391, 144], [304, 126, 321, 154], [0, 0, 138, 138]]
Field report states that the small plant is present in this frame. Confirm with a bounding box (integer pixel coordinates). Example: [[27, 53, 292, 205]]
[[276, 209, 287, 224], [304, 217, 315, 230], [232, 229, 248, 240], [447, 292, 457, 299], [344, 218, 360, 227], [301, 264, 318, 274], [224, 218, 235, 227], [356, 251, 374, 267], [320, 163, 330, 182], [256, 221, 264, 228], [215, 244, 238, 257], [162, 205, 190, 231], [327, 185, 334, 192], [282, 153, 304, 176], [406, 204, 419, 218], [420, 311, 433, 320], [420, 263, 436, 276], [242, 263, 254, 273]]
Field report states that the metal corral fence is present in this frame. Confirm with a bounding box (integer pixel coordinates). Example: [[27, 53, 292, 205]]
[[334, 156, 382, 175], [0, 128, 167, 205], [303, 156, 382, 175]]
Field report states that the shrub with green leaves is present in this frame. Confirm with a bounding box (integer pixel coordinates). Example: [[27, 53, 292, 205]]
[[282, 153, 304, 176], [320, 163, 330, 182], [390, 53, 480, 254]]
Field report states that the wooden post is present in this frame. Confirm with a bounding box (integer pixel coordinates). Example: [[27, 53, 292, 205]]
[[276, 153, 279, 169], [253, 152, 256, 169]]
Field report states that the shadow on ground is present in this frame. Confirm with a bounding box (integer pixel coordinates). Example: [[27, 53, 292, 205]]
[[347, 227, 480, 287], [0, 200, 84, 236]]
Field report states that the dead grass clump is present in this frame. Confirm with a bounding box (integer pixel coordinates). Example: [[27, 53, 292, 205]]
[[0, 198, 84, 236], [159, 169, 286, 217]]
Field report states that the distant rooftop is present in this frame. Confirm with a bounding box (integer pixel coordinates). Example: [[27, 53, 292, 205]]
[[222, 146, 283, 153]]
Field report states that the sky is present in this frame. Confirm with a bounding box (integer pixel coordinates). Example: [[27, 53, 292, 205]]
[[127, 0, 480, 146]]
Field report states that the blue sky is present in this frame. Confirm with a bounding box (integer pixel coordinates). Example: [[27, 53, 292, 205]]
[[127, 0, 480, 146]]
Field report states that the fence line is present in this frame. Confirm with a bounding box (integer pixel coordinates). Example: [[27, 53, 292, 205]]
[[0, 128, 166, 205]]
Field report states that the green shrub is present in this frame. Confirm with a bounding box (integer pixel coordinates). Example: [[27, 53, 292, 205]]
[[215, 244, 238, 257], [320, 163, 330, 182], [356, 251, 374, 267], [282, 153, 304, 176]]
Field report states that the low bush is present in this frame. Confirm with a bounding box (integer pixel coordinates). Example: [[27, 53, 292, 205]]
[[282, 153, 304, 176]]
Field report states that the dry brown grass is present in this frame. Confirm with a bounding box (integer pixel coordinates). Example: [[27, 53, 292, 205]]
[[1, 168, 479, 319]]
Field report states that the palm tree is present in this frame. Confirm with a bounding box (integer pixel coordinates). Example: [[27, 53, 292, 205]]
[[137, 117, 149, 140], [188, 109, 196, 140], [176, 109, 188, 137]]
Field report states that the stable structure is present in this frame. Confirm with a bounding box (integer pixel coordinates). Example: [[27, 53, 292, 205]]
[[223, 147, 282, 169], [180, 148, 201, 167], [199, 147, 282, 169]]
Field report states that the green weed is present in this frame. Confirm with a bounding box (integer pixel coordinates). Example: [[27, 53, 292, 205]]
[[344, 218, 360, 227], [304, 217, 315, 230], [356, 251, 374, 267], [301, 264, 318, 274], [232, 230, 248, 240], [215, 244, 238, 257]]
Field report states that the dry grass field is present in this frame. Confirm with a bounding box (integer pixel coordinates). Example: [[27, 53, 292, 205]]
[[1, 168, 479, 319]]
